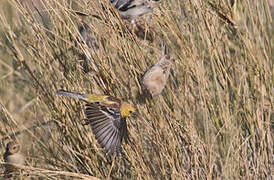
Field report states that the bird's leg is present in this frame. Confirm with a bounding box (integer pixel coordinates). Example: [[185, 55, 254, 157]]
[[81, 118, 90, 125]]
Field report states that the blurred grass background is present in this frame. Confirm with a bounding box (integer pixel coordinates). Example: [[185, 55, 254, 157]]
[[0, 0, 273, 179]]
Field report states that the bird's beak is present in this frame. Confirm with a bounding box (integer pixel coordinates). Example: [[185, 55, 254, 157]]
[[132, 112, 138, 118]]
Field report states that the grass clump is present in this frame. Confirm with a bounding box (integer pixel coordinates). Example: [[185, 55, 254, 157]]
[[0, 0, 273, 179]]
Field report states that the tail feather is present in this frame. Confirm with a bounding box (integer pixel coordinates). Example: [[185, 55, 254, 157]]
[[161, 41, 170, 59], [56, 90, 87, 101]]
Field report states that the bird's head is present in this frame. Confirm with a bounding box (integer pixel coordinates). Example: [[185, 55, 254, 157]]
[[120, 102, 136, 117], [6, 141, 20, 154]]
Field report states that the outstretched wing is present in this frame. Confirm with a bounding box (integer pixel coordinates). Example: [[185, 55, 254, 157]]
[[110, 0, 152, 20], [85, 103, 127, 154]]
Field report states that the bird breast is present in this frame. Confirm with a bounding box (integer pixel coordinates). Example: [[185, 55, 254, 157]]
[[5, 153, 25, 165], [143, 67, 168, 96]]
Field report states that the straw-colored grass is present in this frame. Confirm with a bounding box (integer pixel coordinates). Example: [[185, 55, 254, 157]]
[[0, 0, 273, 179]]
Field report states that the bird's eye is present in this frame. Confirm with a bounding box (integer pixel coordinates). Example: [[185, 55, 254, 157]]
[[129, 110, 133, 113]]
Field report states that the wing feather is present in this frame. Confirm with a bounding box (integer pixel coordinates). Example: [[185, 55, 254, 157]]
[[101, 129, 116, 152], [92, 120, 112, 135], [109, 131, 120, 154], [95, 125, 113, 142], [85, 103, 126, 154]]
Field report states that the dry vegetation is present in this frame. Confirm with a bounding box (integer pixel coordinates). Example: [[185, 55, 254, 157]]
[[0, 0, 273, 179]]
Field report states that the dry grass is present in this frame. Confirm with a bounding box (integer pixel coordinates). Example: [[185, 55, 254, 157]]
[[0, 0, 273, 179]]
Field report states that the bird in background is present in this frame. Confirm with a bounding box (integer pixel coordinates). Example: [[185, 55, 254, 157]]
[[56, 90, 136, 154], [142, 43, 172, 97], [79, 22, 99, 55], [3, 141, 25, 178], [78, 22, 99, 73], [110, 0, 160, 24], [74, 12, 100, 73], [110, 0, 160, 41], [75, 1, 159, 41]]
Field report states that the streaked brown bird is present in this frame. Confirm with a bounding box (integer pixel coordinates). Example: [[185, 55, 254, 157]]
[[125, 15, 156, 42], [73, 12, 102, 73], [79, 22, 99, 55], [142, 43, 172, 97], [75, 12, 100, 53], [3, 141, 25, 178], [78, 22, 99, 72], [57, 90, 136, 154]]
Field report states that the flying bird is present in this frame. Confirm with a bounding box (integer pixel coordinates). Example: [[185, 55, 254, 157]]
[[3, 141, 25, 178], [57, 90, 136, 154], [110, 0, 160, 41], [142, 43, 172, 97], [110, 0, 159, 23]]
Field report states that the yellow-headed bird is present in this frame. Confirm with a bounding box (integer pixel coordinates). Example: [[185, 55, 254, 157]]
[[57, 90, 135, 154]]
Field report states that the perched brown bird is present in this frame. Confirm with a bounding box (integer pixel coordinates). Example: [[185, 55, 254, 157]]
[[125, 15, 156, 42], [73, 12, 101, 73], [75, 12, 100, 51], [79, 22, 99, 55], [3, 141, 25, 178], [78, 22, 99, 72], [142, 43, 172, 97], [57, 90, 136, 154]]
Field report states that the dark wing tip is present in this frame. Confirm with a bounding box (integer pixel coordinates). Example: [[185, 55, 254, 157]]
[[161, 41, 169, 58], [94, 123, 122, 154], [56, 89, 68, 95], [85, 103, 123, 154], [75, 11, 89, 16], [56, 89, 66, 94]]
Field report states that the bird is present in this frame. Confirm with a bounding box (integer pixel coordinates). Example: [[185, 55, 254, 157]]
[[110, 0, 160, 24], [132, 18, 156, 41], [142, 43, 172, 97], [109, 0, 160, 41], [74, 12, 100, 73], [3, 141, 25, 178], [78, 22, 99, 56], [77, 22, 99, 73], [56, 90, 136, 154]]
